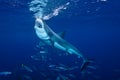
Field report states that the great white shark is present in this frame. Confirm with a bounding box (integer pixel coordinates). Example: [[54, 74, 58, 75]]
[[34, 18, 91, 70]]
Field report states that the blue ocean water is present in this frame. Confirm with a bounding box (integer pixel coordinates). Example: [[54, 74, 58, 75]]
[[0, 0, 120, 80]]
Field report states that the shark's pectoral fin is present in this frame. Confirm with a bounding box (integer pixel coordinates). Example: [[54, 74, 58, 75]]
[[67, 49, 74, 54], [65, 49, 73, 55], [49, 39, 54, 47], [58, 31, 66, 38], [81, 59, 94, 73]]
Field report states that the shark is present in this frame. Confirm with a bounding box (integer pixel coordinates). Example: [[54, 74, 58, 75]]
[[34, 18, 91, 70]]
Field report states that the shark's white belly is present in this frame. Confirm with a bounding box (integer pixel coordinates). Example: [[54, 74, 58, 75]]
[[35, 27, 50, 40], [54, 42, 66, 51]]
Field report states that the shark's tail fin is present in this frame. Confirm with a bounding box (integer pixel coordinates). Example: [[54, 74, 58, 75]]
[[80, 59, 94, 72], [80, 59, 94, 78]]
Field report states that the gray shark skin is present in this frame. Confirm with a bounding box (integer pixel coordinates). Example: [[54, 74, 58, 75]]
[[34, 18, 91, 70]]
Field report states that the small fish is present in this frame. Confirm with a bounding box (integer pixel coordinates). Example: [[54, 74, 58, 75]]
[[56, 66, 68, 71], [21, 64, 33, 72], [0, 71, 12, 76], [87, 66, 96, 70], [59, 73, 70, 80], [31, 55, 40, 61], [51, 69, 60, 72], [48, 65, 56, 68], [68, 66, 78, 70], [40, 50, 47, 53], [68, 74, 76, 78]]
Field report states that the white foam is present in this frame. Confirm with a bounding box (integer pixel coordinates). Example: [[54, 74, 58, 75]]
[[29, 0, 70, 20], [29, 0, 48, 18]]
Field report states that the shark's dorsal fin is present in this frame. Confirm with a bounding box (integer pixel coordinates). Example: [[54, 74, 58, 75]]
[[58, 31, 66, 38]]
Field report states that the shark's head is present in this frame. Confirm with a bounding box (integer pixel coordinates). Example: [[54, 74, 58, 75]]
[[34, 18, 50, 40]]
